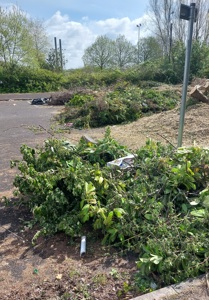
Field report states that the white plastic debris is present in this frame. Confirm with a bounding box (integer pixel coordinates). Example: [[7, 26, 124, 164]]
[[80, 236, 86, 256], [107, 154, 135, 169]]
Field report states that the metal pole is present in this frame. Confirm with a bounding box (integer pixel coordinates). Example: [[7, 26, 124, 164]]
[[169, 21, 173, 63], [59, 39, 63, 70], [54, 37, 58, 70], [136, 24, 141, 64], [177, 3, 196, 147]]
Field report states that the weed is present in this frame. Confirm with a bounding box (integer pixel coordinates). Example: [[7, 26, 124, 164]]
[[117, 281, 132, 299], [68, 269, 80, 279], [92, 273, 108, 286], [110, 268, 120, 279], [74, 283, 91, 299]]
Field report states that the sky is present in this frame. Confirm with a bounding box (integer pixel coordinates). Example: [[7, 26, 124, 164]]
[[0, 0, 151, 69]]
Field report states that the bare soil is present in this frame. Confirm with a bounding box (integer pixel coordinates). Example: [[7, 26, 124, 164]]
[[1, 86, 209, 299], [63, 100, 209, 151]]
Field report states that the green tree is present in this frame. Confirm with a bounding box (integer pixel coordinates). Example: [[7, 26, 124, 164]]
[[27, 19, 50, 68], [113, 35, 136, 68], [83, 35, 114, 69], [139, 36, 163, 62], [171, 40, 209, 81], [0, 5, 49, 68], [0, 6, 29, 66]]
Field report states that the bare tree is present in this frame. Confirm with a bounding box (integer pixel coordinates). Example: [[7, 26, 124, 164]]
[[173, 0, 209, 42], [148, 0, 209, 54], [193, 0, 209, 42], [148, 0, 174, 56]]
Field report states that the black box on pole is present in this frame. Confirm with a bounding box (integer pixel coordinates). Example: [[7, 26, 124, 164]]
[[180, 3, 197, 22]]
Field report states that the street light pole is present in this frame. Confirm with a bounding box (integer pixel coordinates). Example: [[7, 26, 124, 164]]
[[136, 24, 141, 64], [169, 11, 174, 62], [59, 39, 63, 71], [54, 37, 58, 70]]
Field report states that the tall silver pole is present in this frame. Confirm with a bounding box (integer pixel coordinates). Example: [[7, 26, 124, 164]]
[[177, 3, 196, 147], [54, 37, 58, 70], [136, 24, 141, 64], [169, 20, 173, 62], [59, 39, 63, 70]]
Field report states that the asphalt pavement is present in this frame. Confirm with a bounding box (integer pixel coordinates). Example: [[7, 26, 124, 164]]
[[0, 92, 52, 101], [0, 98, 61, 193]]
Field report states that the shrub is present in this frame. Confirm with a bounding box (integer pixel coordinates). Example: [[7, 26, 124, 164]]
[[0, 65, 63, 92], [11, 133, 209, 292], [59, 86, 179, 128]]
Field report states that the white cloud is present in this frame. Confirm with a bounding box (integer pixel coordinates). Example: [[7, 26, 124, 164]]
[[45, 11, 96, 69], [45, 11, 151, 69], [0, 1, 151, 69]]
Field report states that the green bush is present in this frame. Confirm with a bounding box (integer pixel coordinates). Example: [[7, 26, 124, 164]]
[[62, 69, 122, 89], [66, 94, 95, 107], [0, 65, 64, 92], [11, 132, 209, 292], [1, 40, 209, 93], [59, 86, 179, 128]]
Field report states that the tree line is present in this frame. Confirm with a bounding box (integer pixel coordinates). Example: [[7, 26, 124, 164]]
[[82, 0, 209, 78], [1, 1, 209, 85], [82, 34, 163, 69], [0, 5, 65, 71]]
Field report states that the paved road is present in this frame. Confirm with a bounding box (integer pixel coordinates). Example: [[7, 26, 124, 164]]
[[0, 92, 53, 101], [0, 99, 61, 193]]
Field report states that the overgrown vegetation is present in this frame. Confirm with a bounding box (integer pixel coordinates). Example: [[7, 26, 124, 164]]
[[11, 129, 209, 293], [0, 38, 209, 93], [0, 38, 208, 93], [58, 85, 179, 128], [0, 65, 63, 93], [1, 1, 209, 93]]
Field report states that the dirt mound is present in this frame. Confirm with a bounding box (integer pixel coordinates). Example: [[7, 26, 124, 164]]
[[66, 101, 209, 150]]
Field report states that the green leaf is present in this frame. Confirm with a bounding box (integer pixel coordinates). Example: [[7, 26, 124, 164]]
[[190, 209, 206, 218], [107, 228, 118, 242], [104, 211, 114, 226], [200, 188, 209, 195], [113, 208, 125, 218], [85, 182, 96, 194], [177, 148, 193, 154], [150, 254, 163, 265], [81, 204, 90, 211], [145, 213, 153, 220], [181, 204, 188, 213], [95, 176, 104, 184], [97, 207, 107, 220], [82, 212, 90, 222], [203, 195, 209, 208]]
